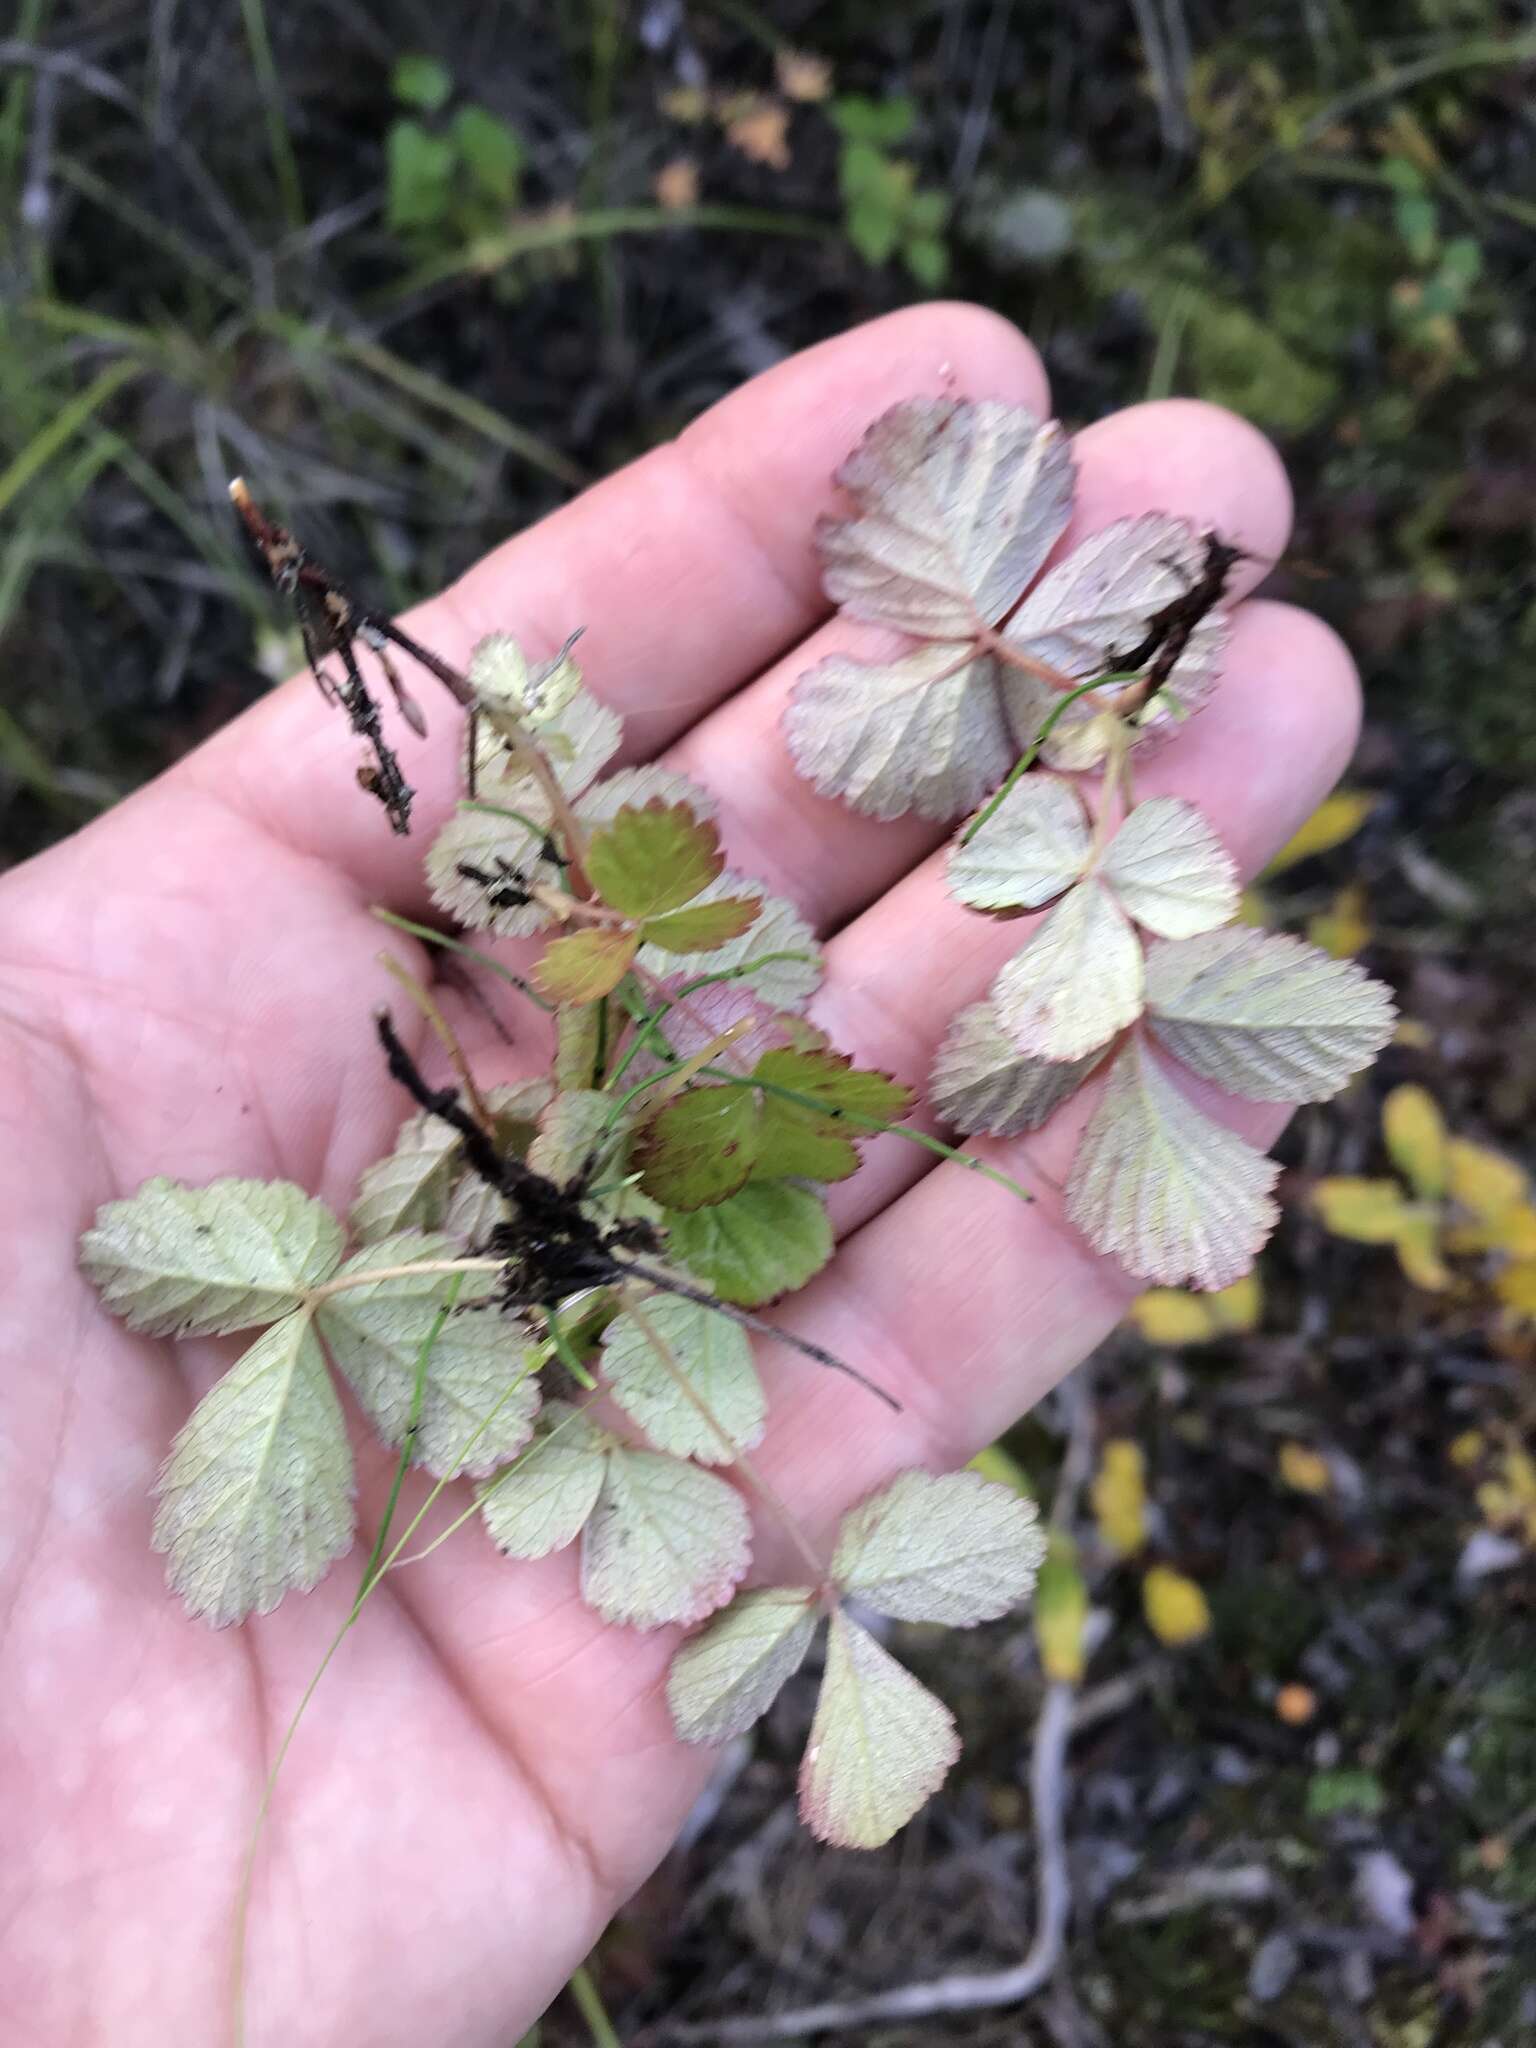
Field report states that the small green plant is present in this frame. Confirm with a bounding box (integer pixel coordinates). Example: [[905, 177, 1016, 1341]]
[[385, 54, 524, 243], [78, 399, 1395, 2031], [1383, 156, 1483, 378], [829, 98, 949, 288]]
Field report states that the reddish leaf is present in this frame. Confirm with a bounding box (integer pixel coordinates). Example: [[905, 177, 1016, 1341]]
[[534, 927, 639, 1003]]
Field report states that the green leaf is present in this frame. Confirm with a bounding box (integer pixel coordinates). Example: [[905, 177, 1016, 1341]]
[[635, 1087, 761, 1211], [948, 775, 1091, 911], [451, 105, 523, 202], [534, 926, 639, 1003], [1144, 928, 1397, 1103], [798, 1610, 960, 1848], [386, 119, 455, 231], [750, 1047, 911, 1182], [349, 1110, 461, 1242], [642, 895, 762, 953], [1065, 1036, 1279, 1289], [637, 876, 822, 1009], [930, 998, 1097, 1136], [316, 1234, 542, 1478], [478, 1402, 608, 1560], [903, 233, 948, 289], [1306, 1768, 1385, 1818], [992, 879, 1143, 1061], [847, 190, 902, 266], [585, 801, 725, 919], [662, 1180, 833, 1306], [667, 1588, 819, 1743], [153, 1310, 354, 1625], [392, 54, 453, 112], [582, 1445, 751, 1629], [600, 1296, 765, 1463], [831, 95, 913, 146], [830, 1469, 1047, 1624], [80, 1176, 344, 1337]]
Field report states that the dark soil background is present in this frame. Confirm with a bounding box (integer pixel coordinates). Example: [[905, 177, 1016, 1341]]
[[3, 3, 1534, 2043]]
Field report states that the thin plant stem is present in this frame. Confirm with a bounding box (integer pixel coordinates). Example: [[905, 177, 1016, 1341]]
[[961, 670, 1144, 846], [379, 951, 495, 1130], [568, 1962, 623, 2048], [371, 906, 553, 1011], [307, 1257, 505, 1302]]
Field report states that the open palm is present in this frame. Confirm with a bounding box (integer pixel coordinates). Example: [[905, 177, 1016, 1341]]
[[0, 306, 1359, 2047]]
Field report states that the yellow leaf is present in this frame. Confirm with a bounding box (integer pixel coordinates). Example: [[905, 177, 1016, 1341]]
[[1130, 1288, 1216, 1345], [1446, 1139, 1527, 1225], [1491, 1204, 1536, 1259], [1312, 1176, 1413, 1244], [1143, 1565, 1211, 1647], [1278, 1441, 1331, 1496], [1476, 1447, 1536, 1543], [1092, 1440, 1147, 1559], [1236, 885, 1271, 927], [1261, 789, 1376, 877], [1034, 1536, 1089, 1682], [1307, 882, 1371, 958], [967, 1442, 1035, 1498], [1393, 1017, 1434, 1049], [1495, 1260, 1536, 1321], [1211, 1271, 1263, 1333], [1448, 1429, 1485, 1469], [1392, 1211, 1451, 1291], [1382, 1084, 1448, 1200]]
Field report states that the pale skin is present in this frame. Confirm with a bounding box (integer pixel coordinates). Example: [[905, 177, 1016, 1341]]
[[0, 306, 1360, 2046]]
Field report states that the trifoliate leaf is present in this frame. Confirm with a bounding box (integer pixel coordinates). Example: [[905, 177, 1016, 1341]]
[[643, 896, 762, 953], [785, 641, 1012, 822], [582, 1445, 751, 1629], [1100, 797, 1238, 938], [662, 1180, 833, 1306], [1382, 1084, 1448, 1201], [586, 801, 725, 920], [635, 1086, 761, 1210], [668, 1588, 820, 1744], [798, 1610, 960, 1849], [316, 1234, 541, 1478], [948, 776, 1090, 912], [1034, 1533, 1089, 1682], [527, 1089, 616, 1189], [534, 926, 640, 1004], [80, 1177, 344, 1338], [478, 1402, 608, 1559], [1091, 1440, 1147, 1558], [637, 875, 822, 1009], [999, 512, 1205, 679], [1065, 1036, 1279, 1289], [1142, 1564, 1211, 1646], [1144, 929, 1397, 1103], [152, 1309, 354, 1625], [1261, 788, 1376, 878], [1310, 1176, 1415, 1243], [349, 1111, 461, 1243], [930, 998, 1098, 1136], [600, 1295, 765, 1462], [993, 879, 1142, 1061], [818, 399, 1073, 635], [830, 1469, 1046, 1624]]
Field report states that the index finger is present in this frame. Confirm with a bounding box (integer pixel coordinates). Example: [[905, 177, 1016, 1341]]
[[181, 305, 1048, 905]]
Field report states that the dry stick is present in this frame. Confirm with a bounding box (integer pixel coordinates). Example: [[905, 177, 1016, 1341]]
[[623, 1292, 828, 1586]]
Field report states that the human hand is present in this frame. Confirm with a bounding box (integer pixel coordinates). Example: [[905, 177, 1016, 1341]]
[[0, 305, 1359, 2046]]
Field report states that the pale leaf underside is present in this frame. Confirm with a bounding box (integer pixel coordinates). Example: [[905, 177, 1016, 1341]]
[[818, 399, 1075, 636], [348, 1111, 462, 1243], [798, 1610, 961, 1849], [527, 1089, 615, 1188], [929, 998, 1099, 1137], [637, 871, 823, 1009], [478, 1403, 609, 1560], [1001, 513, 1204, 676], [1065, 1035, 1279, 1289], [79, 1176, 344, 1338], [1145, 927, 1399, 1102], [667, 1587, 819, 1744], [785, 640, 1011, 821], [316, 1234, 541, 1478], [992, 880, 1143, 1061], [581, 1445, 751, 1630], [948, 773, 1090, 910], [152, 1309, 355, 1626], [600, 1295, 766, 1463], [1003, 611, 1228, 773], [831, 1469, 1047, 1624], [1100, 795, 1239, 939]]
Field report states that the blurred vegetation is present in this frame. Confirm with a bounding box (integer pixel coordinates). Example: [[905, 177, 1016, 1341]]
[[2, 2, 1534, 2041]]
